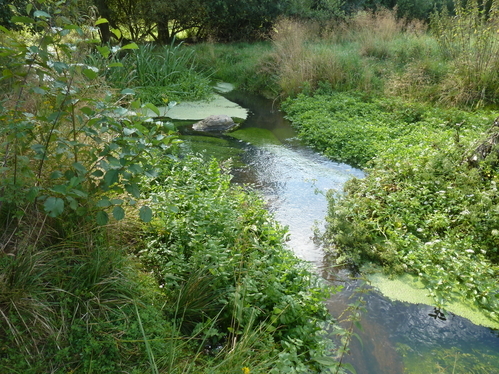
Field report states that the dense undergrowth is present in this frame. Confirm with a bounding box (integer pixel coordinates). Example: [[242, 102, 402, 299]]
[[88, 42, 213, 106], [3, 0, 499, 371], [193, 3, 499, 108], [192, 0, 499, 322], [283, 88, 499, 320], [0, 4, 343, 373]]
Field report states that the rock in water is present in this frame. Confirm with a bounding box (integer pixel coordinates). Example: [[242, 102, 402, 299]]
[[192, 115, 238, 132]]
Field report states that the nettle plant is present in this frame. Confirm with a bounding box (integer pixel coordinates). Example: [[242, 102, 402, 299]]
[[0, 2, 177, 225]]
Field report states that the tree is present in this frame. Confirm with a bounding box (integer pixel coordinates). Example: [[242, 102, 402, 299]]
[[0, 0, 32, 29], [200, 0, 290, 41], [87, 0, 346, 43]]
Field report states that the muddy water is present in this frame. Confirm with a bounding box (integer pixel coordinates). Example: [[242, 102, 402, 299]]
[[179, 91, 499, 373]]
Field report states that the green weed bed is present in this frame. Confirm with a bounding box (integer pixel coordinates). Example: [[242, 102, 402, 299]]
[[283, 89, 499, 321]]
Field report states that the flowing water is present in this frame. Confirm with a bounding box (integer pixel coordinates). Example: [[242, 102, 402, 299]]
[[178, 91, 499, 373]]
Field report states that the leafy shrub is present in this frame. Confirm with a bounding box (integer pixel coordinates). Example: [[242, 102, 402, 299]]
[[281, 91, 407, 167], [139, 156, 338, 372], [296, 92, 499, 318], [0, 10, 179, 226]]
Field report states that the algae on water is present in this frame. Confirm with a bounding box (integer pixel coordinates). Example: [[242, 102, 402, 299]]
[[229, 128, 282, 146], [367, 272, 499, 329], [143, 93, 248, 121], [180, 135, 244, 166]]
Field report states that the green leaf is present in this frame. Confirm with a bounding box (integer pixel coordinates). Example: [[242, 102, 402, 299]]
[[313, 357, 338, 367], [144, 168, 158, 178], [26, 3, 32, 15], [96, 210, 109, 225], [112, 206, 125, 221], [96, 45, 110, 59], [26, 187, 39, 202], [64, 24, 80, 30], [144, 102, 160, 116], [72, 162, 87, 176], [33, 10, 51, 19], [50, 170, 63, 179], [52, 62, 68, 73], [353, 332, 364, 348], [11, 16, 34, 24], [163, 122, 175, 131], [120, 42, 139, 50], [131, 100, 141, 109], [44, 197, 64, 217], [111, 28, 122, 40], [96, 198, 111, 208], [127, 163, 143, 173], [104, 169, 119, 187], [139, 205, 153, 222], [82, 68, 98, 80], [70, 189, 87, 198], [67, 196, 78, 210], [108, 62, 123, 68], [51, 185, 67, 194], [32, 86, 47, 95], [95, 18, 108, 26], [80, 106, 95, 116], [125, 183, 141, 198], [121, 88, 135, 95], [340, 362, 357, 374]]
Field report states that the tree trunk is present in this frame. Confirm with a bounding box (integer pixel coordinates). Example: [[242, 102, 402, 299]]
[[157, 20, 170, 44], [93, 0, 116, 44]]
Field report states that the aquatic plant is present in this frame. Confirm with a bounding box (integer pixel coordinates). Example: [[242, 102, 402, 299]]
[[283, 92, 499, 319]]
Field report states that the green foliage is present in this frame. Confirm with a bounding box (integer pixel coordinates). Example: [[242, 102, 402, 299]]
[[0, 230, 173, 373], [281, 91, 408, 167], [139, 156, 339, 372], [431, 0, 499, 107], [0, 8, 177, 224], [0, 0, 28, 29], [290, 91, 499, 318], [395, 0, 452, 20], [192, 42, 279, 97], [88, 42, 213, 105], [88, 0, 346, 43], [264, 13, 439, 99]]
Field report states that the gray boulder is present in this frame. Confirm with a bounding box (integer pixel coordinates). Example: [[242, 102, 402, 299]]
[[192, 114, 238, 132]]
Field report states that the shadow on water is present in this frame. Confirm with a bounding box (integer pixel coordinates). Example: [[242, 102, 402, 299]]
[[178, 91, 499, 374]]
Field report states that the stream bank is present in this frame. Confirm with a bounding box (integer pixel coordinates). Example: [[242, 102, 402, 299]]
[[167, 88, 499, 373]]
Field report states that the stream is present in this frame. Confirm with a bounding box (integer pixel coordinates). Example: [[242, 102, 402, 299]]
[[177, 90, 499, 373]]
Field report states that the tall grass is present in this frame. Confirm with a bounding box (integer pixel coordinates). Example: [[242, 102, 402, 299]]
[[89, 43, 213, 104], [188, 5, 499, 107], [431, 0, 499, 107], [269, 17, 380, 97], [190, 11, 445, 101], [192, 42, 279, 97]]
